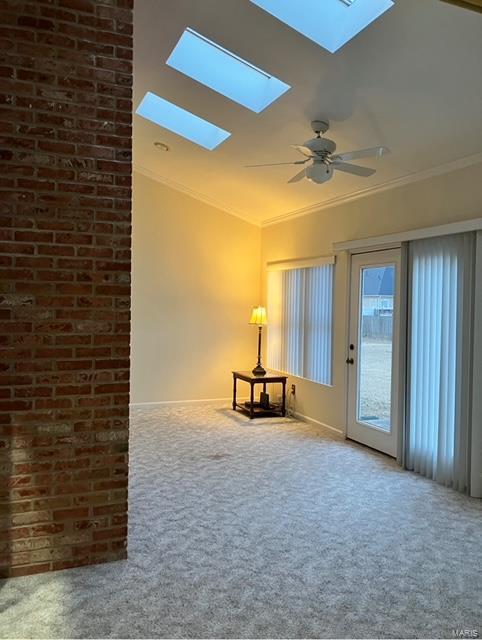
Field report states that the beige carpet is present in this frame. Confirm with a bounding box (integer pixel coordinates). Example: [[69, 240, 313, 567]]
[[0, 403, 481, 639]]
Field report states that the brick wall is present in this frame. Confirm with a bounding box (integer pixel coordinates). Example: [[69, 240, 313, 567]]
[[0, 0, 133, 578]]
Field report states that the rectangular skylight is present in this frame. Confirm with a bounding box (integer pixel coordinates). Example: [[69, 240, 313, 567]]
[[135, 92, 231, 150], [250, 0, 394, 53], [166, 28, 290, 113]]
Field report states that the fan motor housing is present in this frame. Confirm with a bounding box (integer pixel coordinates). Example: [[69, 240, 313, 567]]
[[304, 137, 337, 156]]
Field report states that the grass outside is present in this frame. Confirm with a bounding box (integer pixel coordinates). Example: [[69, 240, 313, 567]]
[[359, 339, 392, 428]]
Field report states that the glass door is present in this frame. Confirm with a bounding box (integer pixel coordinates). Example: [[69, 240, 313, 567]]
[[347, 249, 401, 457]]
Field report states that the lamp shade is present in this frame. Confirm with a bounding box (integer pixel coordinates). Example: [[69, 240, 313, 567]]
[[249, 306, 267, 325]]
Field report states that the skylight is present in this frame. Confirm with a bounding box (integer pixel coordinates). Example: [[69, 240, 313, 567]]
[[166, 28, 290, 113], [250, 0, 394, 54], [135, 92, 231, 150]]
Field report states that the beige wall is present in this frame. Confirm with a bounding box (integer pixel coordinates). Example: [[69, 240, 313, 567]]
[[131, 171, 261, 403], [132, 162, 482, 412], [261, 162, 482, 431]]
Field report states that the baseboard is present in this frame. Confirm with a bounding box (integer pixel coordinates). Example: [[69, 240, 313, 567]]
[[130, 397, 244, 408], [292, 410, 345, 436]]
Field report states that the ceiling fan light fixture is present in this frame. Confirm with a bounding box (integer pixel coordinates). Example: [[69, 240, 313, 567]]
[[247, 120, 388, 185], [306, 163, 333, 184]]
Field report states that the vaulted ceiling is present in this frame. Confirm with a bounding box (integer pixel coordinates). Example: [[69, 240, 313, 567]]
[[134, 0, 482, 225]]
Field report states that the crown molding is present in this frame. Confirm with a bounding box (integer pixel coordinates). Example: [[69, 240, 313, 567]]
[[261, 151, 482, 228], [133, 164, 261, 227], [439, 0, 482, 14], [134, 152, 482, 230]]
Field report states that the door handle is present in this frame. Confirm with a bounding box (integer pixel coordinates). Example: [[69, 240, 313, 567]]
[[346, 358, 354, 365]]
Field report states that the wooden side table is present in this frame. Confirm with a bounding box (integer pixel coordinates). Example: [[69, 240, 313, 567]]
[[232, 370, 288, 419]]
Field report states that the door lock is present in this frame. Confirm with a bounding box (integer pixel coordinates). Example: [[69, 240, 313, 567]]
[[347, 343, 355, 363]]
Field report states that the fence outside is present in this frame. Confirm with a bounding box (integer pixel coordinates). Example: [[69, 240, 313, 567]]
[[362, 315, 393, 340]]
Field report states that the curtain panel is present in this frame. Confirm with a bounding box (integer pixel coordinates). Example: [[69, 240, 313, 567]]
[[406, 232, 476, 494]]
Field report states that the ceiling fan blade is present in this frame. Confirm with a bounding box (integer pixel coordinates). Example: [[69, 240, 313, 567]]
[[288, 168, 306, 183], [291, 144, 316, 158], [332, 162, 376, 177], [245, 159, 308, 168], [333, 146, 390, 162]]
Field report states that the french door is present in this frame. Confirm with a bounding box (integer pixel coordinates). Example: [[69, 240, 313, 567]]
[[347, 249, 401, 457]]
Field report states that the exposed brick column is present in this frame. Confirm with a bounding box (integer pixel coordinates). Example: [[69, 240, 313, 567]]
[[0, 0, 133, 577]]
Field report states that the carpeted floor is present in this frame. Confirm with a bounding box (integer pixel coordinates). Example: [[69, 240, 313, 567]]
[[1, 403, 481, 639]]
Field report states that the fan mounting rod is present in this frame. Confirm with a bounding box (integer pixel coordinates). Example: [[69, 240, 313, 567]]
[[311, 120, 329, 136]]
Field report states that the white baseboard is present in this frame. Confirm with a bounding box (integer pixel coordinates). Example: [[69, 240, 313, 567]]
[[130, 397, 249, 408], [130, 397, 235, 408], [292, 410, 344, 436]]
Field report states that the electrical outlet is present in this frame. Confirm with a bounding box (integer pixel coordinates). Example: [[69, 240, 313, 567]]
[[291, 384, 296, 396]]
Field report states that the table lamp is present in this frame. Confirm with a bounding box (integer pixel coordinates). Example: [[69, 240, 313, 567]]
[[249, 306, 267, 376]]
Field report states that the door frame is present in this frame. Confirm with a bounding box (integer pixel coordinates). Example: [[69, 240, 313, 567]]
[[346, 247, 402, 458]]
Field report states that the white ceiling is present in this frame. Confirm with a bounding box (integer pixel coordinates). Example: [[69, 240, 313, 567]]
[[133, 0, 482, 225]]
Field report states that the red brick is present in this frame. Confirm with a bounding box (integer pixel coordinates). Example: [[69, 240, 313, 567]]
[[1, 0, 131, 578], [16, 257, 54, 268], [93, 502, 126, 516], [56, 233, 93, 245], [35, 398, 72, 410], [31, 523, 64, 537], [53, 507, 89, 520], [57, 385, 91, 396], [0, 563, 50, 579], [37, 244, 75, 257], [0, 242, 35, 255], [92, 526, 127, 541], [60, 0, 95, 14], [38, 140, 76, 155]]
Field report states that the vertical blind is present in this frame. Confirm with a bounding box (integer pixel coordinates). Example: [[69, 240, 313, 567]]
[[407, 232, 475, 491], [267, 263, 334, 385]]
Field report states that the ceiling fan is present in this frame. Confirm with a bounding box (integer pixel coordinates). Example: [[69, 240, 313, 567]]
[[245, 120, 390, 184]]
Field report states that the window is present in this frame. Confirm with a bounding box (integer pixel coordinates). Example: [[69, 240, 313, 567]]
[[135, 92, 231, 150], [267, 262, 334, 385], [250, 0, 394, 53], [166, 28, 290, 113]]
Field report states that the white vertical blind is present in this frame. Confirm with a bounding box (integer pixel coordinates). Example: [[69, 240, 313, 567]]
[[304, 266, 333, 384], [267, 264, 333, 385], [407, 233, 475, 491], [282, 268, 304, 377], [267, 270, 282, 372]]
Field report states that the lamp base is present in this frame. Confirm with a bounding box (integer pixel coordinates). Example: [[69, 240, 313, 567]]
[[252, 364, 266, 376]]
